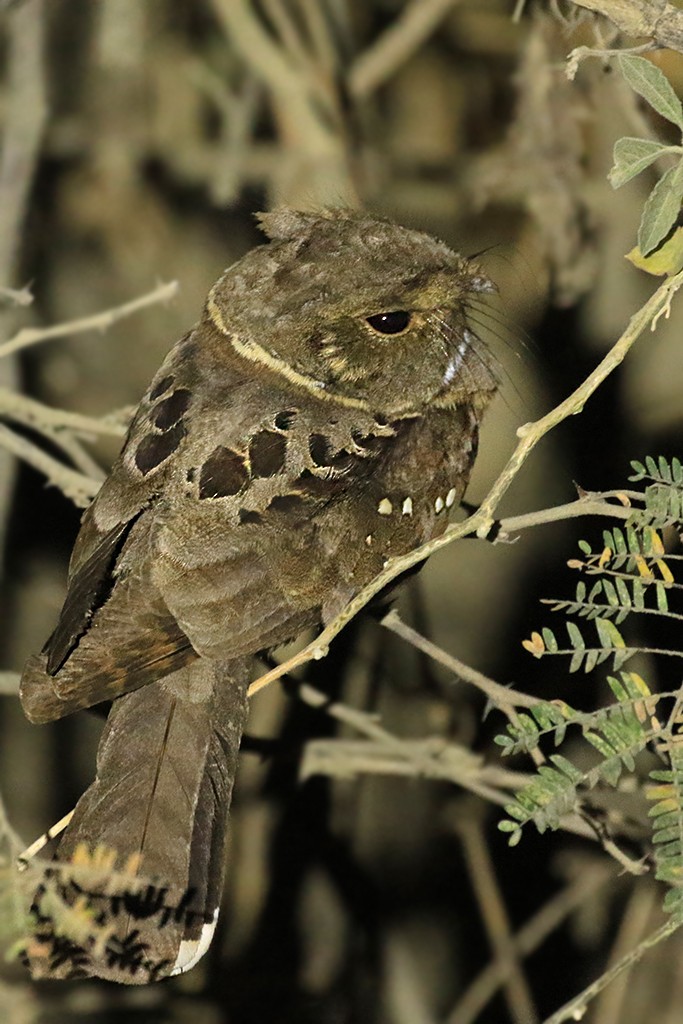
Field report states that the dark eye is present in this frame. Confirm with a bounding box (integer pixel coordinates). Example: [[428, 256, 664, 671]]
[[366, 311, 412, 335]]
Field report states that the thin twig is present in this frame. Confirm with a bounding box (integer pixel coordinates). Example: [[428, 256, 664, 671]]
[[0, 284, 32, 307], [213, 0, 356, 207], [349, 0, 462, 99], [592, 883, 658, 1024], [302, 736, 531, 807], [382, 610, 540, 710], [293, 679, 601, 845], [542, 917, 680, 1024], [17, 809, 74, 869], [456, 811, 540, 1024], [0, 385, 127, 439], [298, 0, 338, 76], [246, 270, 683, 700], [0, 280, 178, 360], [212, 0, 304, 98], [262, 0, 313, 76], [446, 863, 615, 1024], [0, 0, 47, 284], [45, 430, 105, 484], [0, 423, 100, 506]]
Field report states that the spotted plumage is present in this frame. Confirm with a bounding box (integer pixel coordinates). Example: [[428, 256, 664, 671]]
[[20, 208, 497, 983]]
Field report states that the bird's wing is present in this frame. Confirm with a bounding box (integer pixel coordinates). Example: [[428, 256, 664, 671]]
[[20, 335, 200, 723]]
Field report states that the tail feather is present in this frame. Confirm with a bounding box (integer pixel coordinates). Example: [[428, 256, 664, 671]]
[[26, 659, 249, 983]]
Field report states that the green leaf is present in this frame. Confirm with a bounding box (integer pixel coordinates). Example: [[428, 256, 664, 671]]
[[609, 136, 671, 188], [542, 627, 558, 653], [638, 160, 683, 256], [619, 55, 683, 132], [656, 581, 669, 613]]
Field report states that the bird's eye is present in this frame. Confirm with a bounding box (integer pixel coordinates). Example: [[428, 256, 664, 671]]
[[365, 311, 412, 335]]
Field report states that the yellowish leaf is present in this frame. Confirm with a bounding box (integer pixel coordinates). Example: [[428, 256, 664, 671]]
[[626, 226, 683, 276], [522, 631, 545, 657], [598, 547, 612, 568], [634, 554, 654, 579], [656, 558, 674, 583]]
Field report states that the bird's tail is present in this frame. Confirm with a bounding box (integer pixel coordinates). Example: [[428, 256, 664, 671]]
[[25, 659, 249, 983]]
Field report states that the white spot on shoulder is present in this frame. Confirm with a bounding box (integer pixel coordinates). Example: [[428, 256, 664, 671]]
[[365, 534, 373, 545], [402, 497, 413, 516], [435, 496, 445, 514], [171, 908, 219, 976], [378, 498, 393, 516], [446, 487, 457, 508]]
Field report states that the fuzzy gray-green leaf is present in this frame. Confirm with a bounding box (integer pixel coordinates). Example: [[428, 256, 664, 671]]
[[609, 137, 671, 188], [638, 161, 683, 256], [619, 55, 683, 131]]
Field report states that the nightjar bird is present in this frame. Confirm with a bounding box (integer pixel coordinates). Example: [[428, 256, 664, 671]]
[[20, 208, 497, 983]]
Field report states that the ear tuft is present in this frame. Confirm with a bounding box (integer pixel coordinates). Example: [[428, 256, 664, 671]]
[[255, 207, 359, 242], [255, 209, 319, 242]]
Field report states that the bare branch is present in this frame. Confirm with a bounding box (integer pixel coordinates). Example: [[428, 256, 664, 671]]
[[382, 610, 541, 711], [456, 811, 539, 1024], [0, 284, 33, 307], [566, 0, 683, 54], [542, 918, 680, 1024], [0, 423, 100, 507], [349, 0, 462, 99], [446, 863, 616, 1024], [0, 0, 47, 285], [0, 386, 127, 439], [0, 280, 179, 360]]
